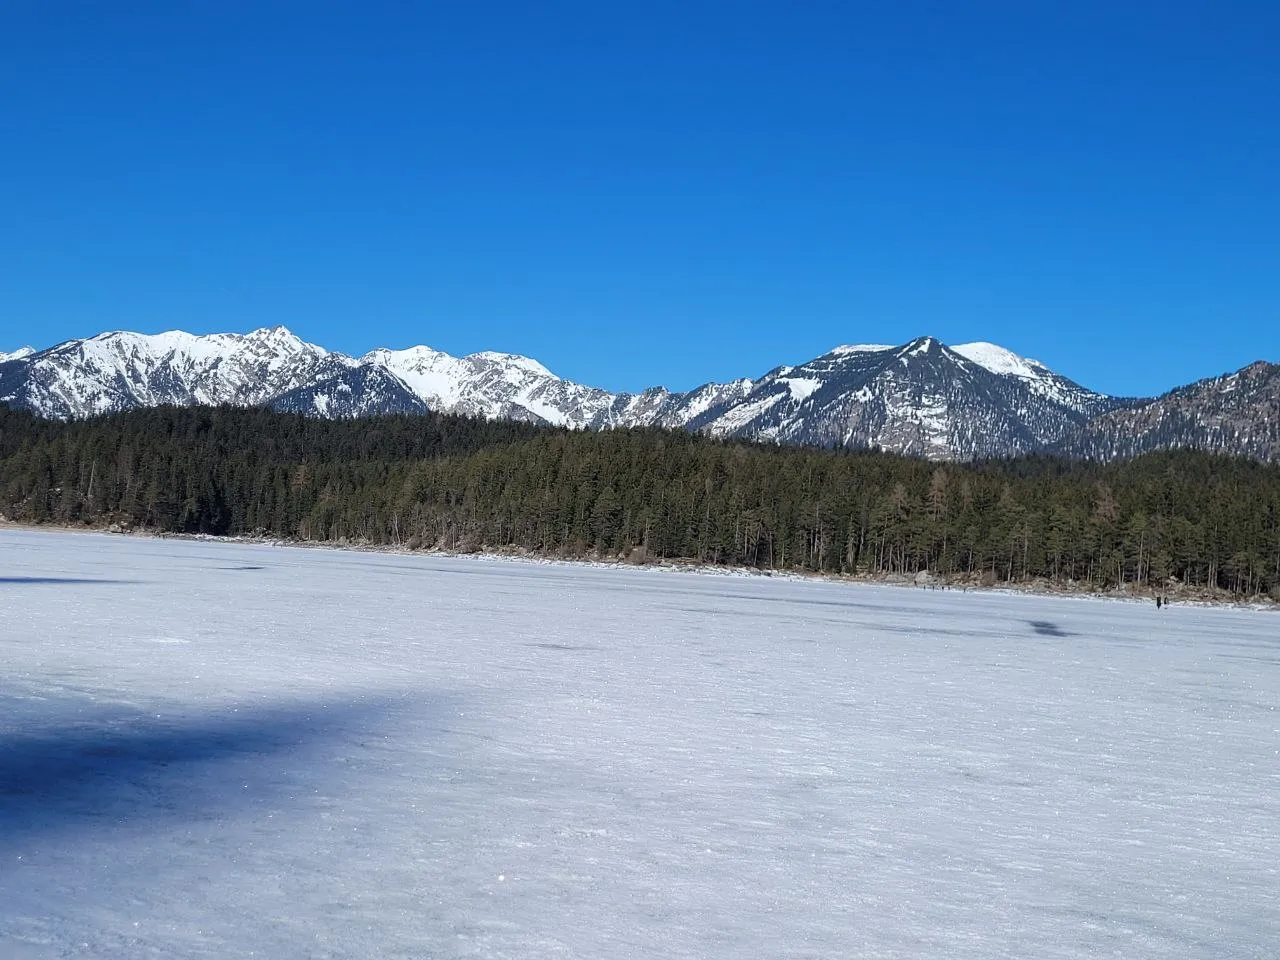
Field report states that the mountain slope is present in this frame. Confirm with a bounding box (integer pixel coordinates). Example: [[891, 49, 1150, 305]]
[[951, 341, 1122, 418], [14, 324, 1267, 462], [687, 337, 1129, 459], [0, 327, 349, 419], [268, 364, 431, 418], [1054, 361, 1280, 461], [362, 346, 624, 426]]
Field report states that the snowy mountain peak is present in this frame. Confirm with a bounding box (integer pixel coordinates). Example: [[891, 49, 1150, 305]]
[[953, 342, 1049, 379], [0, 326, 1143, 460], [253, 324, 298, 338], [0, 326, 347, 418], [885, 336, 950, 361], [362, 345, 448, 365], [466, 351, 555, 379], [45, 326, 324, 368], [828, 343, 893, 356], [243, 324, 322, 353], [0, 346, 35, 363]]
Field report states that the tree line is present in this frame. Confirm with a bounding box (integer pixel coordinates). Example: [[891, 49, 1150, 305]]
[[2, 403, 1279, 598]]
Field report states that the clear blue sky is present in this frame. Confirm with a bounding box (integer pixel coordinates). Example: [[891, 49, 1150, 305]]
[[2, 2, 1277, 397]]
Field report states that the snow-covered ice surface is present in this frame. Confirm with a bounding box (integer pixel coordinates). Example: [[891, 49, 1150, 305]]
[[1, 530, 1278, 959]]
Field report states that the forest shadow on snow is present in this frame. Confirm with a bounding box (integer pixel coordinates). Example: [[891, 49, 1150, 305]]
[[0, 692, 436, 847]]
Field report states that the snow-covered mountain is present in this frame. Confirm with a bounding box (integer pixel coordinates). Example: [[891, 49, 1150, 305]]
[[266, 341, 762, 433], [360, 345, 620, 426], [950, 341, 1120, 418], [0, 327, 349, 419], [683, 337, 1131, 459], [0, 324, 1224, 461], [0, 346, 35, 363]]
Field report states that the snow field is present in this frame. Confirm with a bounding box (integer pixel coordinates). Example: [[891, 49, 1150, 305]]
[[1, 529, 1277, 958]]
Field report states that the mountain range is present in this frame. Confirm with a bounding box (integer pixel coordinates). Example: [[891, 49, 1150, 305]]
[[1, 326, 1275, 462]]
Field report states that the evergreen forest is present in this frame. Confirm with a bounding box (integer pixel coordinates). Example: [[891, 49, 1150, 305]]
[[2, 404, 1279, 599]]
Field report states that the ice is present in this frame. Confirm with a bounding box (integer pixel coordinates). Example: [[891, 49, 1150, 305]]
[[1, 529, 1278, 958]]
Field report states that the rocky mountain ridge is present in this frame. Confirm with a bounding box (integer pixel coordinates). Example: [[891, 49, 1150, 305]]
[[1, 326, 1274, 462]]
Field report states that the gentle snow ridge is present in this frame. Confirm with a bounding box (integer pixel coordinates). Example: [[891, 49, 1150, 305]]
[[828, 343, 893, 356], [954, 341, 1049, 379]]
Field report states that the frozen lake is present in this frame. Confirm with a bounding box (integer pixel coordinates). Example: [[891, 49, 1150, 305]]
[[1, 529, 1277, 958]]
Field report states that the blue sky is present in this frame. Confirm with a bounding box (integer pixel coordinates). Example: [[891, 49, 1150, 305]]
[[2, 2, 1277, 397]]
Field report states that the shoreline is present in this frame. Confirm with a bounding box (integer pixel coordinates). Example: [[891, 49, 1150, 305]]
[[3, 518, 1275, 612]]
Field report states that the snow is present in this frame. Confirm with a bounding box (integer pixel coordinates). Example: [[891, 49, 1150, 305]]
[[828, 344, 892, 356], [954, 341, 1049, 380], [12, 327, 344, 417], [780, 376, 822, 402], [467, 351, 555, 379], [0, 347, 35, 363], [659, 379, 753, 424], [364, 345, 467, 408], [2, 529, 1277, 959], [363, 346, 618, 427], [952, 342, 1104, 412], [705, 391, 785, 434]]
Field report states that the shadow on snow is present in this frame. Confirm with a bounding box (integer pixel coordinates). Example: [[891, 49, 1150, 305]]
[[0, 693, 434, 847], [1027, 620, 1075, 637]]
